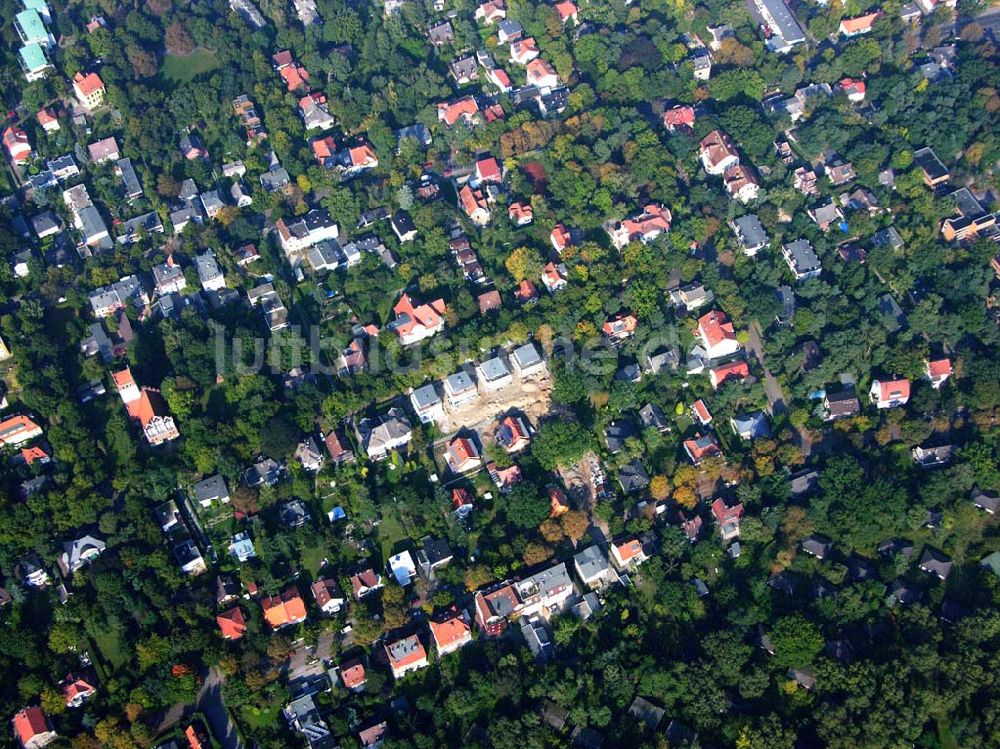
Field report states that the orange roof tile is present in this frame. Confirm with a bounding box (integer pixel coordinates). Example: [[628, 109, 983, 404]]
[[429, 612, 471, 650], [12, 707, 49, 745], [216, 606, 246, 640], [261, 587, 307, 628], [73, 71, 105, 96]]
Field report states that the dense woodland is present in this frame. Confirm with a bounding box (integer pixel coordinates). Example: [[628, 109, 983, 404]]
[[0, 0, 999, 745]]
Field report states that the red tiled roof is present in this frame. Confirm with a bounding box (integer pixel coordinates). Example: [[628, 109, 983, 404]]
[[877, 378, 910, 401], [216, 606, 246, 640], [340, 658, 366, 688], [697, 310, 736, 348], [550, 223, 570, 249], [710, 360, 750, 387], [261, 587, 307, 629], [61, 675, 96, 704], [349, 144, 377, 167], [614, 538, 644, 563], [515, 278, 538, 302], [73, 71, 104, 96], [549, 486, 569, 517], [452, 487, 474, 510], [429, 611, 471, 650], [20, 446, 49, 464], [663, 105, 695, 128], [280, 64, 310, 92], [926, 359, 952, 378], [475, 156, 502, 182], [393, 294, 446, 336], [711, 497, 744, 523], [692, 399, 712, 424], [438, 96, 479, 126], [449, 437, 479, 468], [311, 136, 336, 160], [554, 0, 577, 20], [509, 202, 533, 222], [12, 707, 49, 745], [839, 11, 882, 34], [310, 577, 340, 608], [699, 129, 739, 170], [459, 184, 489, 217]]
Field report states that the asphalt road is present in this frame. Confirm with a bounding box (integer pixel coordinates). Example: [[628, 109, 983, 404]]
[[197, 667, 245, 749], [748, 322, 787, 416]]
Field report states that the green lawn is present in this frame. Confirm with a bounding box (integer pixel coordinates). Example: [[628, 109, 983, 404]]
[[241, 703, 281, 730], [161, 47, 219, 85], [90, 626, 127, 670], [300, 539, 328, 575], [937, 719, 960, 749], [377, 505, 408, 560]]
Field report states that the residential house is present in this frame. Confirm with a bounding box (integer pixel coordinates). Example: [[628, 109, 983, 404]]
[[603, 313, 638, 342], [311, 577, 345, 615], [692, 399, 713, 426], [87, 136, 119, 164], [478, 290, 502, 314], [59, 535, 105, 574], [604, 419, 638, 454], [509, 201, 533, 225], [391, 211, 418, 241], [793, 167, 818, 195], [913, 147, 950, 187], [385, 633, 428, 678], [356, 407, 413, 460], [699, 130, 739, 175], [216, 607, 246, 640], [925, 358, 952, 389], [458, 184, 491, 226], [283, 695, 330, 747], [541, 262, 568, 293], [511, 341, 546, 378], [12, 706, 56, 749], [168, 548, 208, 586], [450, 55, 479, 85], [261, 586, 308, 629], [476, 356, 513, 392], [782, 239, 822, 280], [194, 251, 225, 291], [838, 77, 866, 103], [474, 582, 523, 636], [115, 158, 143, 200], [730, 214, 768, 256], [525, 58, 560, 89], [710, 360, 750, 389], [339, 658, 366, 690], [839, 10, 882, 36], [723, 164, 760, 203], [711, 498, 744, 541], [912, 444, 954, 468], [869, 378, 910, 409], [574, 545, 610, 588], [610, 538, 648, 572], [941, 188, 995, 242], [683, 433, 722, 465], [179, 133, 207, 160], [808, 200, 844, 231], [696, 309, 740, 359], [475, 0, 506, 24], [555, 1, 578, 24], [350, 568, 383, 599], [444, 370, 478, 406], [550, 223, 572, 253], [390, 293, 446, 345], [606, 204, 672, 249], [919, 548, 952, 580], [276, 209, 339, 255], [410, 383, 445, 425], [426, 19, 454, 46], [324, 429, 355, 464], [730, 411, 770, 440], [496, 414, 531, 453], [228, 532, 257, 563], [60, 675, 97, 709], [510, 37, 540, 65], [0, 415, 43, 447], [279, 499, 311, 527], [825, 158, 856, 186], [17, 553, 49, 588], [295, 437, 325, 472], [358, 721, 387, 748], [822, 390, 861, 420], [437, 96, 480, 127], [2, 126, 32, 166], [619, 461, 650, 495], [446, 435, 482, 474], [497, 18, 523, 43], [152, 256, 186, 295], [663, 105, 695, 132], [429, 609, 473, 656], [515, 562, 575, 617], [72, 71, 105, 109], [521, 617, 554, 662]]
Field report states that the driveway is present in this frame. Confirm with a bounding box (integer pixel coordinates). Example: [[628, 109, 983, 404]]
[[748, 322, 786, 415]]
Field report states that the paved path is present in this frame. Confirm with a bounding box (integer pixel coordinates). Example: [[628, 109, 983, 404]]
[[155, 667, 244, 749], [748, 322, 786, 416], [197, 667, 245, 749]]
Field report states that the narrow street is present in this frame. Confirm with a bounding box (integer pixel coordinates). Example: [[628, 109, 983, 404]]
[[155, 667, 245, 749]]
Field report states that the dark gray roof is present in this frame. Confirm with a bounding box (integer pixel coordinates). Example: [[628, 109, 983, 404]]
[[731, 214, 768, 249], [618, 460, 649, 494], [919, 548, 952, 579], [193, 474, 229, 503]]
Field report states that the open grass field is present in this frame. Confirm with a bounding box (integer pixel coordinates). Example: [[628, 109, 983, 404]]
[[161, 47, 219, 85]]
